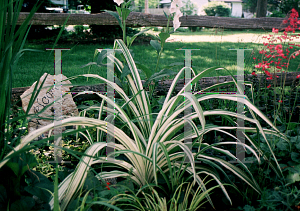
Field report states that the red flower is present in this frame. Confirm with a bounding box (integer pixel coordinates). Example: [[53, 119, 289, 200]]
[[252, 71, 257, 76], [275, 44, 282, 50], [272, 28, 279, 33], [279, 100, 283, 103], [106, 182, 111, 190], [266, 54, 272, 58], [265, 70, 272, 76], [291, 8, 298, 14], [297, 74, 300, 79], [259, 50, 267, 54], [277, 49, 283, 54], [255, 63, 262, 68], [285, 25, 293, 32], [267, 84, 271, 88]]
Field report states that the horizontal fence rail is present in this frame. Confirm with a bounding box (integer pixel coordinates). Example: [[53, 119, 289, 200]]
[[11, 72, 300, 107], [16, 12, 288, 29]]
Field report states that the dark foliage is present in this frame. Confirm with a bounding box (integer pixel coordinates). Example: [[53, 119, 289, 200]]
[[89, 0, 123, 39]]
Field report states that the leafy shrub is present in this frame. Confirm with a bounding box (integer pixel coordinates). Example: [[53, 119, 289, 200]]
[[188, 26, 201, 32], [268, 10, 286, 17], [74, 25, 85, 35], [202, 1, 231, 17], [153, 27, 160, 32], [175, 27, 189, 32]]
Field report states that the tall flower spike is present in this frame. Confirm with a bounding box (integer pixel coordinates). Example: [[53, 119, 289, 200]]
[[114, 0, 124, 6]]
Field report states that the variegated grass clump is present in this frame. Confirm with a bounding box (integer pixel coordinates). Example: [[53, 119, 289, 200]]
[[108, 179, 224, 210], [0, 39, 290, 210]]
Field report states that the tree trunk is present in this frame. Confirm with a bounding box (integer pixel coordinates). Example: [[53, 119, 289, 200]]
[[256, 0, 268, 17], [145, 0, 149, 13]]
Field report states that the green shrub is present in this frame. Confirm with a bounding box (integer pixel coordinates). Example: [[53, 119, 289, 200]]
[[153, 27, 160, 32], [268, 10, 286, 18], [188, 26, 202, 32], [202, 1, 231, 17], [74, 25, 85, 35], [175, 27, 190, 32]]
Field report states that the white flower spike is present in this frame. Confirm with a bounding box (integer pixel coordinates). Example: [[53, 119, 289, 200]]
[[173, 0, 183, 7], [170, 2, 178, 14], [114, 0, 124, 6], [173, 18, 181, 31], [170, 0, 183, 31]]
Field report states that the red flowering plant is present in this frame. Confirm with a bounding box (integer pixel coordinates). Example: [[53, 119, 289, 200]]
[[251, 8, 300, 124], [253, 8, 300, 88], [106, 182, 111, 190]]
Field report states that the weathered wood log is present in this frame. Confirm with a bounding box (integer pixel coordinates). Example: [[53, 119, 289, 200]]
[[16, 12, 288, 30], [11, 72, 300, 107]]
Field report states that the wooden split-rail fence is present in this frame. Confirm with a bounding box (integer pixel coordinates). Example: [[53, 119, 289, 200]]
[[17, 12, 288, 30]]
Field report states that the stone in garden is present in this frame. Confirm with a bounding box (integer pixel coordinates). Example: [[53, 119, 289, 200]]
[[20, 73, 78, 139]]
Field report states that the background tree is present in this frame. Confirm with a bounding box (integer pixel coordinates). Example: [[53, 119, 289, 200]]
[[256, 0, 268, 17], [279, 0, 299, 14], [21, 0, 55, 12], [21, 0, 59, 39], [244, 0, 257, 13], [145, 0, 149, 13], [267, 0, 280, 12], [244, 0, 297, 17], [68, 0, 81, 10], [88, 0, 122, 40]]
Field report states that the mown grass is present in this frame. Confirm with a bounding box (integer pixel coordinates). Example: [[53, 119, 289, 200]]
[[172, 28, 270, 35], [12, 42, 259, 88], [13, 29, 300, 88]]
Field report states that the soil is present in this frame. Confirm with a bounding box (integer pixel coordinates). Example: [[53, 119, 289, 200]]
[[27, 33, 153, 45]]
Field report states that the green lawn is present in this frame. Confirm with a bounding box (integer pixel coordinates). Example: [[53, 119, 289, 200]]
[[13, 29, 300, 88], [172, 28, 269, 36]]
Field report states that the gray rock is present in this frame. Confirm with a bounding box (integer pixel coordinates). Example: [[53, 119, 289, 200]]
[[20, 73, 78, 139]]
